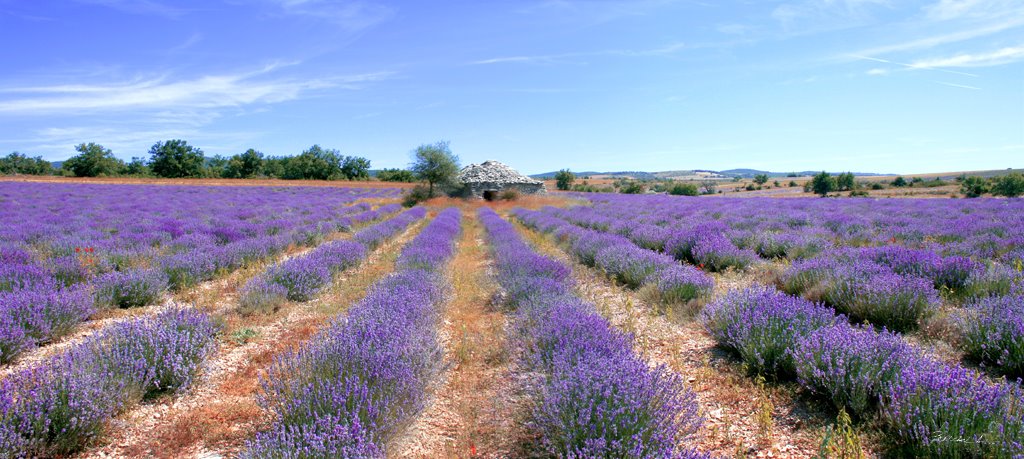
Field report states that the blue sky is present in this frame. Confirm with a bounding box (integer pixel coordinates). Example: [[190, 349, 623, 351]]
[[0, 0, 1021, 175]]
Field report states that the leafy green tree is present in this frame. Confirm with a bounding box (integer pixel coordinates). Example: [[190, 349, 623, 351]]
[[339, 155, 371, 180], [990, 173, 1024, 198], [753, 173, 769, 185], [410, 141, 460, 197], [0, 152, 53, 175], [554, 169, 575, 190], [64, 143, 124, 177], [836, 172, 856, 191], [205, 155, 228, 178], [149, 139, 205, 178], [620, 181, 645, 194], [222, 149, 264, 179], [810, 171, 835, 197], [669, 182, 699, 196], [283, 145, 339, 180], [960, 176, 989, 198], [376, 168, 416, 182], [263, 156, 287, 178], [891, 176, 907, 187], [121, 157, 149, 176]]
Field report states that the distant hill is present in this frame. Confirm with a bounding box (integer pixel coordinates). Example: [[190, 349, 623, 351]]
[[530, 168, 891, 180]]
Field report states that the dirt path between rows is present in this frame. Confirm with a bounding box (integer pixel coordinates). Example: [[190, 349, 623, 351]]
[[515, 221, 861, 458], [76, 220, 425, 459], [390, 210, 531, 459]]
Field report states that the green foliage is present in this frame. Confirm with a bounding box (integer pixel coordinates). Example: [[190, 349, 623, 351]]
[[204, 155, 229, 178], [960, 175, 989, 198], [991, 172, 1024, 198], [871, 182, 884, 190], [376, 168, 416, 182], [816, 409, 864, 459], [410, 140, 460, 196], [554, 169, 575, 190], [339, 155, 371, 180], [282, 145, 338, 180], [746, 183, 757, 191], [620, 181, 645, 194], [0, 152, 53, 175], [148, 139, 205, 178], [811, 171, 836, 197], [222, 149, 263, 179], [773, 180, 781, 187], [891, 176, 907, 187], [836, 172, 855, 191], [753, 173, 769, 185], [402, 184, 433, 207], [121, 157, 149, 176], [64, 143, 124, 177], [789, 180, 799, 187], [669, 182, 699, 196], [787, 172, 799, 177]]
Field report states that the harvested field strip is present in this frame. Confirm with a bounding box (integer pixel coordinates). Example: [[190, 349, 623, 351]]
[[391, 210, 526, 459], [0, 202, 403, 381], [515, 218, 855, 458], [78, 217, 428, 459]]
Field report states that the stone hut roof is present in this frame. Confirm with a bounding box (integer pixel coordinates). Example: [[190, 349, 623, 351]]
[[457, 160, 542, 185]]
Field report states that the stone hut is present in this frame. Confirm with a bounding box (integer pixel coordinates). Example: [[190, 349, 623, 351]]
[[457, 160, 546, 200]]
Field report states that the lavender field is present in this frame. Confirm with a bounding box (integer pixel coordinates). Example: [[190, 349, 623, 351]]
[[0, 181, 1022, 458]]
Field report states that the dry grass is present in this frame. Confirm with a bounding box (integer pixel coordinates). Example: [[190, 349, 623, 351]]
[[391, 210, 529, 459]]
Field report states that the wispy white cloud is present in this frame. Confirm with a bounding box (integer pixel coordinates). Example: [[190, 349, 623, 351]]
[[772, 0, 892, 30], [935, 81, 981, 90], [866, 68, 889, 75], [924, 0, 1023, 21], [470, 42, 687, 65], [0, 63, 391, 114], [849, 54, 979, 76], [168, 32, 203, 52], [911, 45, 1024, 68], [853, 16, 1024, 56], [72, 0, 188, 18], [269, 0, 394, 30]]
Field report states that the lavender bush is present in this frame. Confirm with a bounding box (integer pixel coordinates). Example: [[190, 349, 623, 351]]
[[791, 324, 918, 417], [958, 294, 1024, 376], [0, 287, 94, 363], [0, 308, 216, 457], [93, 268, 169, 309], [701, 286, 842, 378]]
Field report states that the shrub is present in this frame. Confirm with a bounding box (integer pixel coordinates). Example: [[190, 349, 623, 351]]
[[499, 188, 519, 201], [792, 324, 917, 417], [402, 184, 433, 207], [669, 183, 700, 196], [822, 271, 938, 332], [880, 363, 1023, 458], [94, 268, 168, 309], [0, 287, 95, 363], [701, 286, 842, 378], [958, 295, 1024, 376], [960, 175, 989, 198], [237, 277, 289, 315], [991, 172, 1024, 198], [161, 250, 217, 291], [265, 257, 331, 302], [651, 265, 713, 305], [0, 308, 216, 457]]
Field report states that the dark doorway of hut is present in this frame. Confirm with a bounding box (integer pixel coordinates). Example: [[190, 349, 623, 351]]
[[483, 190, 497, 201]]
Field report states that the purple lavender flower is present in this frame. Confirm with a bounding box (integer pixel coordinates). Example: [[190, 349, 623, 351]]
[[957, 294, 1024, 376], [93, 268, 168, 309], [701, 286, 842, 378]]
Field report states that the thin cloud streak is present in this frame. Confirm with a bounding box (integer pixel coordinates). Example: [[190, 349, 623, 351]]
[[469, 41, 687, 65], [0, 66, 392, 114], [935, 81, 981, 90], [911, 45, 1024, 68], [849, 55, 979, 77]]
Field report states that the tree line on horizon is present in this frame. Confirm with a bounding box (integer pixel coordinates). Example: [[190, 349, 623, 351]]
[[0, 140, 423, 182]]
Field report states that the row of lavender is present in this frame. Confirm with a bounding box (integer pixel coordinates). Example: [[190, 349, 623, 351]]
[[243, 207, 462, 457], [479, 208, 709, 458], [537, 196, 1024, 375], [236, 206, 425, 315], [704, 286, 1023, 457], [513, 208, 713, 307], [0, 182, 400, 364], [0, 308, 217, 457]]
